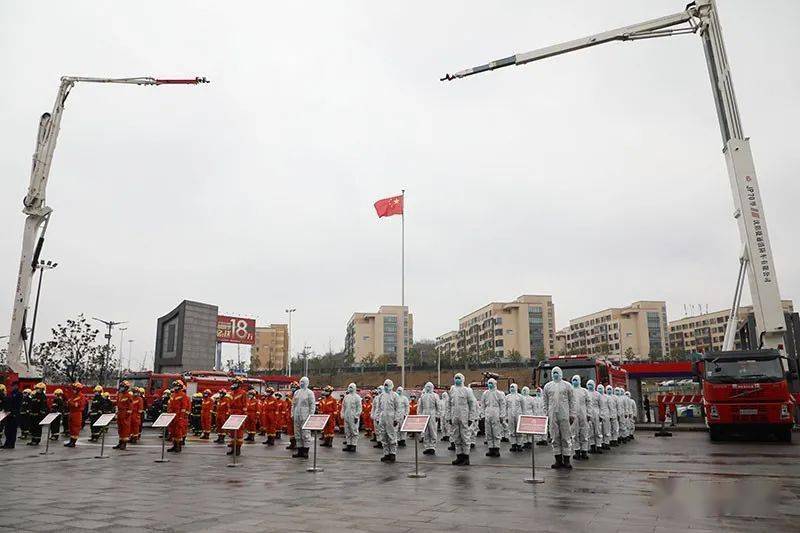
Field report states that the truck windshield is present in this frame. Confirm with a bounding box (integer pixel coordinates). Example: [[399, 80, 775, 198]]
[[705, 357, 784, 383], [540, 366, 597, 385]]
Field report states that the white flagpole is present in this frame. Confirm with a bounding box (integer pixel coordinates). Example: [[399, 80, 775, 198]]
[[401, 189, 406, 389]]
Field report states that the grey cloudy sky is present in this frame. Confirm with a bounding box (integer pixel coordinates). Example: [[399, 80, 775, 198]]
[[2, 0, 799, 368]]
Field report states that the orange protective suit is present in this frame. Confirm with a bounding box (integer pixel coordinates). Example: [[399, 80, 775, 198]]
[[67, 393, 85, 439], [130, 395, 144, 441], [230, 389, 248, 444], [261, 395, 279, 437], [116, 391, 134, 443], [168, 390, 191, 443], [409, 400, 418, 416], [245, 396, 260, 436], [216, 395, 231, 436], [318, 395, 338, 438], [201, 396, 213, 433], [361, 397, 374, 435]]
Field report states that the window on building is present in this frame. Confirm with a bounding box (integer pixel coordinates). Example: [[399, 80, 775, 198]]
[[646, 312, 663, 356]]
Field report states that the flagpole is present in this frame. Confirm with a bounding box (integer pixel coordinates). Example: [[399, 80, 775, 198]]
[[401, 189, 405, 389]]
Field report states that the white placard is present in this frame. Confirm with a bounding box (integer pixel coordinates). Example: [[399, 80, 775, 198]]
[[0, 411, 9, 423], [39, 412, 61, 426], [302, 414, 330, 431], [93, 413, 116, 427], [221, 414, 247, 431], [400, 415, 430, 433], [152, 413, 177, 428]]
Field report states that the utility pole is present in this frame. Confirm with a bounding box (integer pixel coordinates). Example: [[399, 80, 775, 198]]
[[128, 339, 135, 372], [285, 308, 296, 376], [92, 317, 127, 386], [117, 326, 127, 377], [27, 259, 58, 358]]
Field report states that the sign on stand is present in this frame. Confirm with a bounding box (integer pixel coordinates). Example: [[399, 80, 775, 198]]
[[152, 413, 177, 463], [517, 415, 548, 484], [222, 415, 247, 467], [92, 413, 116, 459], [0, 411, 10, 423], [303, 414, 330, 473], [401, 415, 430, 478], [38, 413, 61, 456]]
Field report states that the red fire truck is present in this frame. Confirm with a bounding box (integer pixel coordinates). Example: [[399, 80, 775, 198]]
[[534, 356, 629, 389], [695, 349, 795, 442]]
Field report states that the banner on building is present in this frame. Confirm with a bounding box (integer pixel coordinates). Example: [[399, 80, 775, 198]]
[[216, 315, 256, 345]]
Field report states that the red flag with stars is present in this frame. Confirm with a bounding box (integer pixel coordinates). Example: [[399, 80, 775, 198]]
[[374, 195, 404, 218]]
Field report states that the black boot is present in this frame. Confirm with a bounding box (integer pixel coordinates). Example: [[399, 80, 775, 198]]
[[63, 438, 76, 448], [462, 454, 470, 465], [551, 454, 563, 469], [386, 453, 396, 462], [589, 445, 597, 454], [562, 455, 573, 470], [422, 448, 435, 455], [380, 453, 391, 462], [582, 450, 589, 460], [536, 439, 548, 446], [523, 442, 531, 449], [264, 436, 275, 446], [373, 441, 383, 448], [442, 436, 449, 442], [573, 451, 580, 460], [214, 434, 224, 444], [167, 443, 179, 452], [398, 439, 406, 447], [447, 442, 455, 451], [452, 454, 464, 466], [485, 448, 493, 457], [287, 437, 297, 450], [292, 447, 304, 458], [501, 437, 509, 443], [602, 443, 610, 450]]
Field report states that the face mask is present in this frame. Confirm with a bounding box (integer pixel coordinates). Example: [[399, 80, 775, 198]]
[[300, 382, 307, 389], [587, 383, 595, 391], [384, 385, 391, 393], [454, 377, 463, 386], [571, 380, 579, 388], [552, 372, 562, 382], [488, 382, 495, 390]]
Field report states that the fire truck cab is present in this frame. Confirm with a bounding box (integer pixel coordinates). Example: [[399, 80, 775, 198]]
[[534, 356, 629, 390]]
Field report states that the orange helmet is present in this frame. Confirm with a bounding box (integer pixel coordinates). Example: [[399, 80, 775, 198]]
[[34, 382, 46, 390], [218, 388, 227, 395], [323, 385, 334, 393], [203, 389, 212, 396], [119, 380, 131, 390], [94, 385, 104, 393], [54, 389, 63, 395], [265, 387, 275, 394], [71, 382, 82, 389]]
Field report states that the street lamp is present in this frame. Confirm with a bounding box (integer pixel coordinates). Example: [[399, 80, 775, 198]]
[[128, 339, 135, 372], [92, 317, 127, 386], [285, 307, 296, 376], [118, 326, 127, 377], [27, 259, 58, 357]]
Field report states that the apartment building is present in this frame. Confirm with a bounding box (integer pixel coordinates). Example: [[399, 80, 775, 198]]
[[250, 324, 289, 371], [565, 301, 668, 359], [345, 305, 413, 363], [435, 295, 556, 363], [668, 300, 794, 354], [554, 328, 569, 355]]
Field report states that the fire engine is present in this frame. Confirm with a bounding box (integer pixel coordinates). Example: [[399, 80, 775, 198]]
[[534, 356, 629, 390]]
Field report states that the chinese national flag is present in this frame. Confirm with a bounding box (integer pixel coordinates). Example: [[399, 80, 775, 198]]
[[374, 195, 404, 218]]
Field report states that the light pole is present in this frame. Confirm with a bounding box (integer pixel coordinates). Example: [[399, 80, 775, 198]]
[[128, 339, 135, 372], [285, 308, 296, 376], [27, 259, 58, 357], [302, 344, 311, 376], [118, 326, 127, 377], [93, 317, 127, 386]]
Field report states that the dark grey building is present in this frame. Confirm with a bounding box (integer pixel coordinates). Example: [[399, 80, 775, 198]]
[[154, 300, 218, 373]]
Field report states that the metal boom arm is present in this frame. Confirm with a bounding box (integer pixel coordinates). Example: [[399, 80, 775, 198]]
[[8, 76, 208, 376], [441, 0, 787, 354]]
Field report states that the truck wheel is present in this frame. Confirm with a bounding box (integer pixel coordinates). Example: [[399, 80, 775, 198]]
[[777, 427, 792, 443], [709, 426, 721, 442]]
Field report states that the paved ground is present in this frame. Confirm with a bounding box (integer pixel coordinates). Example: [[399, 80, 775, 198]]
[[1, 427, 798, 532]]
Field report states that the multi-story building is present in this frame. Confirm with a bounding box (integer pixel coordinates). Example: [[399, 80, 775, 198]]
[[565, 301, 668, 359], [668, 300, 794, 355], [250, 324, 288, 372], [435, 330, 459, 360], [345, 305, 413, 364], [554, 328, 569, 355], [443, 295, 556, 363]]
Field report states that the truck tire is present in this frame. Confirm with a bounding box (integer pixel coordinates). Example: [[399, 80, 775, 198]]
[[777, 427, 792, 443], [709, 426, 722, 442]]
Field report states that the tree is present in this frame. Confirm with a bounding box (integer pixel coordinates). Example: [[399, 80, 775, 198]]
[[34, 315, 101, 383], [506, 349, 523, 364], [378, 353, 391, 372], [225, 358, 248, 373], [623, 347, 635, 360], [597, 342, 610, 356], [87, 344, 118, 384], [362, 352, 376, 369]]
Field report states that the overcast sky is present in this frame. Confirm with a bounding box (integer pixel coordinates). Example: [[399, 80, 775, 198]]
[[2, 0, 799, 369]]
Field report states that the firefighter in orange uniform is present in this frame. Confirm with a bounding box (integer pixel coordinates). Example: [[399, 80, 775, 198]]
[[318, 385, 338, 447], [336, 395, 344, 433], [244, 389, 260, 442], [409, 395, 418, 415], [259, 388, 277, 445], [113, 381, 134, 450], [228, 378, 247, 456], [130, 387, 144, 444], [200, 389, 213, 439], [63, 382, 86, 448], [284, 383, 299, 450], [214, 389, 231, 444], [362, 394, 374, 438], [167, 380, 191, 453]]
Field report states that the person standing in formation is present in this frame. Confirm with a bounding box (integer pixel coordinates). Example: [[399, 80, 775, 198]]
[[167, 380, 190, 453], [340, 383, 362, 453], [318, 385, 338, 448], [418, 382, 440, 455], [291, 377, 316, 459], [113, 381, 134, 451], [63, 382, 85, 448], [200, 389, 213, 440]]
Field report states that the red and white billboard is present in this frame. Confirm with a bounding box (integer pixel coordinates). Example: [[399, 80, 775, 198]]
[[216, 315, 256, 345]]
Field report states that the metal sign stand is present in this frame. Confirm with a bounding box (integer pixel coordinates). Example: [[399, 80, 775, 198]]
[[40, 425, 54, 456], [228, 429, 241, 468], [408, 435, 426, 478], [524, 437, 544, 484], [96, 429, 108, 459], [307, 431, 323, 473], [155, 427, 169, 463]]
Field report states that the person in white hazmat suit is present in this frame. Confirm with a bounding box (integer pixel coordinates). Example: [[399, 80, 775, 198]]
[[447, 373, 477, 466], [542, 366, 576, 469], [418, 382, 440, 455], [585, 380, 603, 455], [376, 379, 401, 462], [533, 387, 549, 446], [597, 384, 612, 450], [570, 375, 591, 461], [371, 388, 382, 448], [625, 391, 637, 441], [291, 376, 316, 459], [480, 378, 505, 457], [505, 384, 525, 452], [616, 387, 628, 443], [395, 386, 410, 447], [439, 391, 450, 442], [340, 383, 362, 452], [521, 386, 534, 449], [607, 383, 620, 446]]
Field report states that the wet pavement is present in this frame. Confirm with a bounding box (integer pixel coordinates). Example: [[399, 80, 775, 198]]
[[0, 428, 798, 532]]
